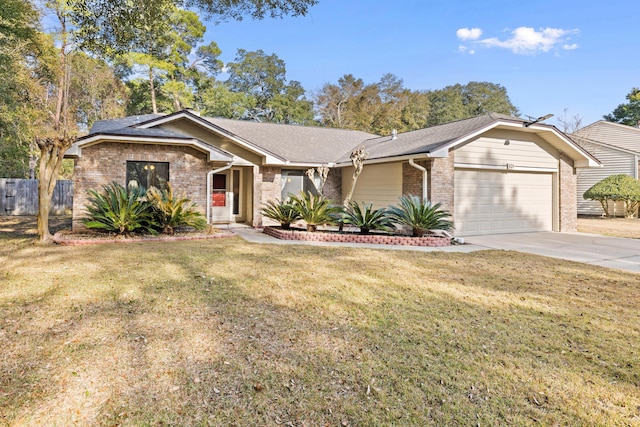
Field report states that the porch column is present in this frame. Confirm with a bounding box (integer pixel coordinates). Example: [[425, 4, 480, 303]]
[[252, 166, 282, 227], [428, 154, 455, 214]]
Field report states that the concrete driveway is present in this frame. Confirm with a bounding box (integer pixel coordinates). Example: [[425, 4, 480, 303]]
[[466, 232, 640, 273]]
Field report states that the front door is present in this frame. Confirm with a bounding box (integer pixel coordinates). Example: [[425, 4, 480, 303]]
[[211, 172, 229, 222]]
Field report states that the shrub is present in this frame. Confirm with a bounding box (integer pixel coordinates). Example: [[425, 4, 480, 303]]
[[290, 192, 342, 232], [261, 199, 301, 229], [584, 174, 640, 218], [84, 182, 156, 235], [147, 183, 206, 235], [388, 195, 454, 237], [342, 201, 394, 234]]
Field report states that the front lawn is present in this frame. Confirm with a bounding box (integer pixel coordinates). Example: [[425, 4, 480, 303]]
[[1, 218, 639, 425], [578, 216, 640, 239]]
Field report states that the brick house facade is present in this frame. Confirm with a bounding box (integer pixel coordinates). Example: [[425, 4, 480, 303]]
[[66, 110, 598, 235]]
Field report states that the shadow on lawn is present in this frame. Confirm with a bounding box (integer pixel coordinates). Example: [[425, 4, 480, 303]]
[[1, 224, 639, 425]]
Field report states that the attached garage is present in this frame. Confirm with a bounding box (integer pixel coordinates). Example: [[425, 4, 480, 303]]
[[454, 169, 554, 236]]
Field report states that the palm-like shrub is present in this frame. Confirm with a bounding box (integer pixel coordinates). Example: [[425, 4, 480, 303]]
[[84, 182, 156, 235], [388, 195, 454, 237], [290, 192, 342, 232], [342, 201, 394, 234], [261, 199, 301, 229], [147, 183, 206, 235]]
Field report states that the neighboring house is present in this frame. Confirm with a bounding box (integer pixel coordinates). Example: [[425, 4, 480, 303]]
[[572, 121, 640, 217], [65, 110, 600, 236]]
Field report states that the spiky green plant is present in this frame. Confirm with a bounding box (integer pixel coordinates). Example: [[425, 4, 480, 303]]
[[388, 195, 454, 237], [290, 192, 342, 232], [146, 183, 206, 235], [342, 201, 394, 234], [261, 199, 301, 229], [83, 182, 156, 236]]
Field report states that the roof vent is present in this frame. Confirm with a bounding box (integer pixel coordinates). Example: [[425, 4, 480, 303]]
[[391, 129, 397, 140]]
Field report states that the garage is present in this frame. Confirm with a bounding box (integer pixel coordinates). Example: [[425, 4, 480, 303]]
[[454, 169, 554, 236]]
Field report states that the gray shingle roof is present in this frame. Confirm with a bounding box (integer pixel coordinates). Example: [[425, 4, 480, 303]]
[[337, 113, 517, 163], [90, 114, 165, 134], [82, 111, 530, 165], [203, 117, 379, 164]]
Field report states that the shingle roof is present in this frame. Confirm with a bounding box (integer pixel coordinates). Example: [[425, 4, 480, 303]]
[[573, 121, 640, 155], [337, 113, 517, 163], [82, 111, 546, 165], [90, 114, 165, 134], [203, 117, 378, 164]]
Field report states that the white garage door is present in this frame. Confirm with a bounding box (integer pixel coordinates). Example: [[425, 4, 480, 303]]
[[454, 169, 553, 236]]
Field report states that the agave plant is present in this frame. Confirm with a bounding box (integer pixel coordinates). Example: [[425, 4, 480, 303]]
[[290, 192, 342, 232], [83, 182, 156, 235], [388, 195, 454, 237], [261, 199, 301, 229], [342, 201, 394, 234], [147, 183, 206, 235]]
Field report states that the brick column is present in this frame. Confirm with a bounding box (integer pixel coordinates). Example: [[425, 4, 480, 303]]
[[253, 166, 281, 227], [428, 155, 455, 214], [559, 153, 577, 232]]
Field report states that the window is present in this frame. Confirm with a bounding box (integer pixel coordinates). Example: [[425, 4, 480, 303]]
[[281, 169, 318, 200], [126, 161, 169, 190]]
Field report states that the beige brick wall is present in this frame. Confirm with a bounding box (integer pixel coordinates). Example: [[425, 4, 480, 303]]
[[72, 142, 212, 230], [253, 166, 282, 227], [402, 160, 429, 198], [559, 153, 577, 232], [428, 155, 455, 213]]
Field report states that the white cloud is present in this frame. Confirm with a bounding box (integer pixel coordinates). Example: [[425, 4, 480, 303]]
[[456, 27, 483, 41], [477, 27, 579, 54], [457, 45, 475, 54]]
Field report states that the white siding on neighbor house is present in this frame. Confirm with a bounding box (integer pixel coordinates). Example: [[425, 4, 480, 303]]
[[575, 121, 640, 153], [575, 140, 637, 216], [455, 170, 554, 236], [455, 131, 558, 170], [341, 162, 402, 208]]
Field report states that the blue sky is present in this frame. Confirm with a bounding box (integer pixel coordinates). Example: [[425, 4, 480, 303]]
[[203, 0, 640, 128]]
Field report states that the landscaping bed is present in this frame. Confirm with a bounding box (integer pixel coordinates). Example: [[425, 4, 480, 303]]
[[264, 226, 451, 246], [52, 228, 234, 246]]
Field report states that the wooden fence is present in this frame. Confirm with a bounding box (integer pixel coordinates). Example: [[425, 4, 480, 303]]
[[0, 179, 73, 216]]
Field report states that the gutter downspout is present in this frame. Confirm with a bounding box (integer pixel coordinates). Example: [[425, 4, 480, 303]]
[[207, 163, 232, 224], [408, 158, 428, 201]]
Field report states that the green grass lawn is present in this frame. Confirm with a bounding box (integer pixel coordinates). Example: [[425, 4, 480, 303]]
[[1, 221, 639, 426]]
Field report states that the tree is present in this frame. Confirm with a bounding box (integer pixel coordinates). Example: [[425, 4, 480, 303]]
[[68, 52, 128, 131], [583, 174, 640, 218], [69, 0, 318, 56], [314, 73, 428, 135], [603, 88, 640, 126], [426, 82, 518, 127], [0, 0, 43, 178], [315, 74, 364, 129], [225, 49, 313, 123], [557, 107, 583, 134]]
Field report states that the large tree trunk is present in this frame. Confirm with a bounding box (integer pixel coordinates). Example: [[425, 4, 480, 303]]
[[36, 136, 74, 242]]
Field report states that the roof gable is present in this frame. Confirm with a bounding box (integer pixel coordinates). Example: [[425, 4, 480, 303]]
[[573, 121, 640, 155], [336, 113, 600, 168]]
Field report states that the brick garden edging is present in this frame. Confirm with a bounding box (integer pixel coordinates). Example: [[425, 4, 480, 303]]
[[263, 226, 451, 247], [53, 231, 235, 246]]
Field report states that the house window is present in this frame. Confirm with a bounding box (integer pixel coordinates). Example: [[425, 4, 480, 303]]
[[281, 169, 318, 200], [126, 161, 169, 190]]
